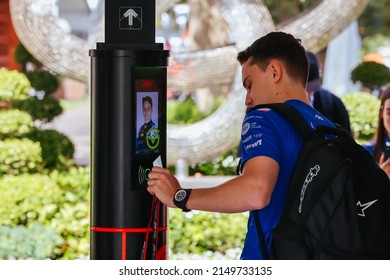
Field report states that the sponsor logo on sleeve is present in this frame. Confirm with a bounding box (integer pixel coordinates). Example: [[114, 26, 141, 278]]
[[242, 135, 253, 144], [244, 139, 262, 152], [242, 122, 250, 135]]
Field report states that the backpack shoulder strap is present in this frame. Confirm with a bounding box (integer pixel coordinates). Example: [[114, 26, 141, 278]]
[[251, 103, 314, 141], [254, 210, 269, 260]]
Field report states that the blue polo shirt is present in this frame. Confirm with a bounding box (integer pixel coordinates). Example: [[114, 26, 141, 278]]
[[239, 99, 334, 260], [362, 135, 390, 156]]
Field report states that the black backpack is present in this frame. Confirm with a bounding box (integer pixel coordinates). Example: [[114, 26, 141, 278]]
[[251, 103, 390, 259]]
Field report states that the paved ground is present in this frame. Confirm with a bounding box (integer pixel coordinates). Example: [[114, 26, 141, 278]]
[[50, 99, 231, 186], [49, 99, 91, 166]]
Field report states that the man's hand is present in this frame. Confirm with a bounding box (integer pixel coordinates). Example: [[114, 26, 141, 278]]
[[147, 167, 182, 208]]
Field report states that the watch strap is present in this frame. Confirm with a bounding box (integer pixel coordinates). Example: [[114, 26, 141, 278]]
[[173, 188, 192, 212]]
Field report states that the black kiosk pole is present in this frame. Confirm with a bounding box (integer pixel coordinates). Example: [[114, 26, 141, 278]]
[[90, 0, 169, 260]]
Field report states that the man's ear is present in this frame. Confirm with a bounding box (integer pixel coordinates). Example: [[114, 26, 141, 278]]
[[269, 60, 282, 83]]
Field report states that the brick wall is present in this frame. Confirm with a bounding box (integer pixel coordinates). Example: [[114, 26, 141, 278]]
[[0, 0, 20, 70]]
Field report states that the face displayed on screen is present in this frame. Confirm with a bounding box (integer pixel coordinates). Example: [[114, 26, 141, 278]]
[[142, 98, 152, 124], [135, 90, 160, 155]]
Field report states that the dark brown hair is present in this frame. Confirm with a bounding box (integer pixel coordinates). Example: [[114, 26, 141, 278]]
[[142, 96, 153, 108], [373, 84, 390, 162], [237, 31, 309, 87]]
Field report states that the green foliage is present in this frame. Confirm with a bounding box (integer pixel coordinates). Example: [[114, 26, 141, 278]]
[[0, 223, 64, 260], [0, 68, 31, 103], [341, 92, 381, 142], [25, 129, 75, 170], [360, 34, 390, 57], [351, 61, 390, 91], [169, 208, 247, 256], [264, 0, 318, 24], [0, 166, 248, 259], [50, 167, 90, 202], [14, 44, 41, 67], [0, 174, 60, 226], [49, 167, 90, 259], [0, 138, 43, 175], [0, 168, 90, 259], [0, 109, 33, 139], [167, 97, 206, 124], [358, 0, 390, 38], [190, 148, 239, 176], [167, 95, 239, 176], [12, 97, 63, 122], [25, 71, 60, 95]]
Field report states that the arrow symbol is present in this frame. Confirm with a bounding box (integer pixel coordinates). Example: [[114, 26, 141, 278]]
[[123, 9, 138, 27]]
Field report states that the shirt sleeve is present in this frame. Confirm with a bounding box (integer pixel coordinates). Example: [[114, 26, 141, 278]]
[[240, 109, 284, 168]]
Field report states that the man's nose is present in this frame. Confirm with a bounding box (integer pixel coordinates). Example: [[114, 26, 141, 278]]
[[245, 92, 253, 107]]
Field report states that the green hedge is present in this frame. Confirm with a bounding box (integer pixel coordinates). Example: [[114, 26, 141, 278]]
[[0, 138, 43, 175], [0, 223, 64, 260], [12, 97, 63, 122], [0, 167, 247, 259], [167, 97, 206, 124], [0, 167, 90, 260], [0, 68, 31, 103], [0, 109, 33, 139], [24, 71, 59, 95], [351, 61, 390, 91], [25, 129, 75, 170], [169, 209, 246, 256], [0, 174, 60, 227], [341, 92, 380, 142], [14, 43, 41, 67]]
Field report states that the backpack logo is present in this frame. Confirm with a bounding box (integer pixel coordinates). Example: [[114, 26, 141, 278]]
[[299, 165, 320, 213], [356, 199, 378, 217]]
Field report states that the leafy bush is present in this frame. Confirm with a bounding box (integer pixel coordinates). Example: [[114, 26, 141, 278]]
[[50, 167, 90, 202], [50, 167, 90, 259], [0, 138, 43, 175], [14, 43, 41, 67], [0, 174, 60, 226], [0, 68, 31, 103], [360, 34, 390, 57], [12, 97, 63, 122], [351, 61, 390, 91], [0, 168, 90, 259], [341, 92, 381, 142], [0, 223, 64, 260], [0, 109, 33, 139], [25, 71, 60, 95], [167, 97, 206, 124], [169, 208, 247, 256], [189, 148, 239, 176], [25, 129, 75, 170], [0, 165, 249, 259]]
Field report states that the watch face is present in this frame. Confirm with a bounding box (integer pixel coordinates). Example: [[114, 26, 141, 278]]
[[175, 189, 187, 202]]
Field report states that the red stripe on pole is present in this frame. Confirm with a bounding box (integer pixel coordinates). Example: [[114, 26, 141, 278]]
[[91, 226, 167, 233], [91, 226, 167, 260], [122, 232, 126, 260]]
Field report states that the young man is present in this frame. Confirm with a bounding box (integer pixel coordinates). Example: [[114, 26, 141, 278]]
[[147, 31, 334, 259]]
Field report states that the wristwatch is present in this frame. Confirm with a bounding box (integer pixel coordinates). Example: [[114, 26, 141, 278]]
[[173, 189, 192, 212]]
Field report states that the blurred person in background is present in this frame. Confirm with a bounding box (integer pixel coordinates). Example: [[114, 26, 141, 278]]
[[306, 51, 351, 132], [362, 84, 390, 179]]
